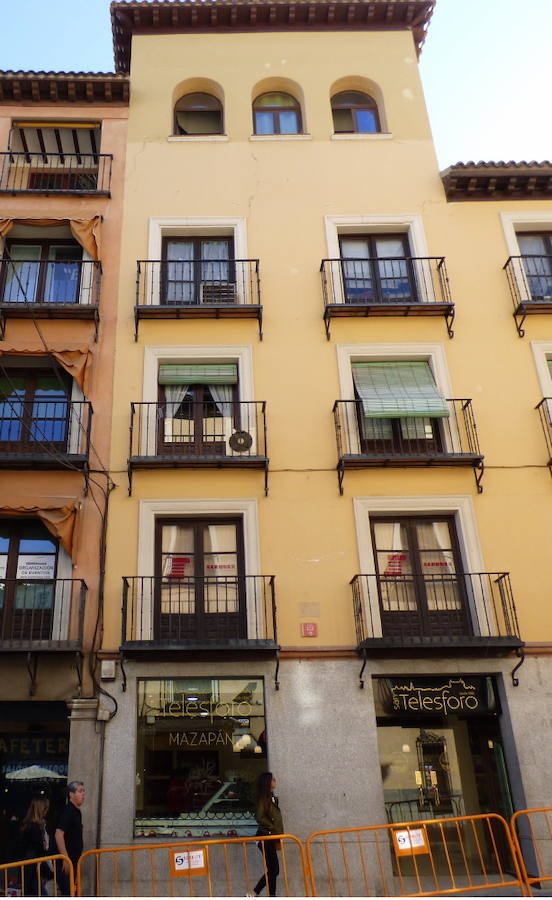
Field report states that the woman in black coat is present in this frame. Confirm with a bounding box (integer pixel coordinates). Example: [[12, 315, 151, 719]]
[[19, 797, 51, 897]]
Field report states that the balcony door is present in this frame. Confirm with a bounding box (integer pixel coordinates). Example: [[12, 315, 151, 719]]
[[518, 232, 552, 300], [0, 520, 58, 641], [371, 516, 471, 640], [0, 370, 70, 454], [1, 240, 82, 304], [158, 363, 238, 458], [154, 517, 246, 642], [339, 234, 415, 304], [162, 237, 234, 305]]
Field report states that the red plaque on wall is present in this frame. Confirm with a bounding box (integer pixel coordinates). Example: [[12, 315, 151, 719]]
[[301, 622, 318, 638]]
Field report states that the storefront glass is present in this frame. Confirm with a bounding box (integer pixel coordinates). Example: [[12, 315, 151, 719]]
[[135, 677, 267, 838]]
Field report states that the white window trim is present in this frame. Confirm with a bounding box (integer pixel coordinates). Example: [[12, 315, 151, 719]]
[[249, 134, 312, 142], [137, 498, 261, 640], [324, 213, 429, 261], [147, 217, 248, 262], [166, 135, 229, 143], [353, 495, 487, 639], [530, 341, 552, 395], [330, 132, 393, 141], [500, 211, 552, 257], [53, 545, 72, 641], [142, 344, 254, 455]]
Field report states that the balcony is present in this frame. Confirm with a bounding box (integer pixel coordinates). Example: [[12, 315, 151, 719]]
[[504, 255, 552, 337], [128, 400, 268, 494], [0, 152, 112, 195], [321, 256, 455, 339], [134, 259, 262, 339], [0, 578, 86, 651], [333, 399, 484, 493], [536, 398, 552, 471], [351, 572, 523, 655], [121, 575, 278, 658], [0, 400, 92, 470], [0, 259, 101, 339]]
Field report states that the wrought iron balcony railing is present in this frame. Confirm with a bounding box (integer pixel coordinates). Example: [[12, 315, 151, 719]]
[[0, 152, 112, 194], [536, 398, 552, 467], [128, 400, 268, 493], [321, 256, 454, 338], [0, 578, 86, 649], [333, 398, 484, 493], [134, 259, 262, 339], [122, 575, 277, 652], [0, 399, 92, 468], [351, 572, 522, 651], [0, 259, 101, 337], [504, 255, 552, 337]]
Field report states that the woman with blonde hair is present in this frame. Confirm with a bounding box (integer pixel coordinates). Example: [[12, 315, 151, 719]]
[[19, 796, 51, 896]]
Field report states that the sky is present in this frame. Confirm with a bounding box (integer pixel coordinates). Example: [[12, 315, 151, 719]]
[[0, 0, 550, 169]]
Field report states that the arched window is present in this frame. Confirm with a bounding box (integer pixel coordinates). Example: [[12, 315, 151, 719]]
[[331, 91, 380, 134], [174, 93, 223, 135], [253, 92, 301, 135]]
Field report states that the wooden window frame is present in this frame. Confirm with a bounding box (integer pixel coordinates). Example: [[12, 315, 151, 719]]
[[161, 235, 235, 306], [0, 367, 71, 453], [1, 237, 83, 305], [339, 233, 417, 304], [252, 93, 302, 136], [157, 380, 239, 457], [173, 93, 224, 136], [0, 519, 59, 641], [331, 91, 381, 134]]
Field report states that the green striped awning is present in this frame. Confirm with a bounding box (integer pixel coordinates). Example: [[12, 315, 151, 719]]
[[352, 361, 449, 418], [158, 364, 238, 385]]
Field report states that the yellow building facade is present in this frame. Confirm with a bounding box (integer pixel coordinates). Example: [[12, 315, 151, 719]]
[[98, 0, 552, 847]]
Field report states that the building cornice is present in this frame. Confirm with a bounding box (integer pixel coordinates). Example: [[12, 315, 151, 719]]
[[111, 0, 435, 73], [441, 161, 552, 202], [0, 71, 129, 105]]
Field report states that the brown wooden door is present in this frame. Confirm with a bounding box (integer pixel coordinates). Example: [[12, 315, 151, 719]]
[[371, 516, 471, 640], [154, 517, 246, 641], [158, 383, 236, 458]]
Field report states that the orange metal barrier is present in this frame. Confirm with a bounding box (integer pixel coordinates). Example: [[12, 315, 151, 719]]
[[306, 814, 525, 896], [511, 806, 552, 896], [76, 834, 311, 897], [0, 854, 74, 897]]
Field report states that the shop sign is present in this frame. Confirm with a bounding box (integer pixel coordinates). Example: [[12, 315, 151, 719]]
[[392, 827, 429, 857], [16, 555, 55, 579], [169, 730, 233, 748], [384, 676, 496, 716], [169, 847, 208, 877], [0, 734, 68, 758]]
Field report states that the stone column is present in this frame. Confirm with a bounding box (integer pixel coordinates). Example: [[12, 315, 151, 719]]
[[66, 698, 100, 854]]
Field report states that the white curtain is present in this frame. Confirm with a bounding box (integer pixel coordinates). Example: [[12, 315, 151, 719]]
[[202, 240, 229, 284], [207, 383, 233, 416], [164, 384, 188, 418]]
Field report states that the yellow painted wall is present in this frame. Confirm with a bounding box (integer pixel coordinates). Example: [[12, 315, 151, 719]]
[[103, 26, 552, 651]]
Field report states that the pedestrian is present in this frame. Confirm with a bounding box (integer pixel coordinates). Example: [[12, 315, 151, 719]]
[[249, 772, 284, 897], [55, 781, 85, 896], [18, 796, 51, 897]]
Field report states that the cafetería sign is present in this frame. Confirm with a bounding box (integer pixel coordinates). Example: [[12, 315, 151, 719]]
[[385, 676, 496, 716]]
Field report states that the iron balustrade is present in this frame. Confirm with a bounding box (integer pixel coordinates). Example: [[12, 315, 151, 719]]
[[351, 572, 521, 647], [136, 258, 260, 307], [0, 578, 86, 647], [0, 259, 101, 307], [122, 575, 277, 647], [504, 255, 552, 336], [0, 152, 112, 194], [129, 400, 267, 461], [320, 256, 454, 338], [536, 398, 552, 463], [0, 399, 92, 463]]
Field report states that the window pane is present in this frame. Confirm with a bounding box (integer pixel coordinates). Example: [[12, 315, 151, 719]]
[[278, 110, 300, 134], [165, 241, 194, 303], [355, 108, 378, 133], [332, 107, 354, 132], [44, 245, 82, 304], [255, 92, 296, 108], [341, 239, 373, 301], [254, 111, 274, 135], [0, 375, 25, 441], [3, 245, 41, 303], [15, 582, 54, 610]]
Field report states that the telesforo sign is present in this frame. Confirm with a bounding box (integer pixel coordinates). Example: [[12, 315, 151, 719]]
[[386, 676, 496, 716]]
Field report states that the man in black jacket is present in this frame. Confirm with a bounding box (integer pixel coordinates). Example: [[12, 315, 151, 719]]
[[55, 781, 85, 895]]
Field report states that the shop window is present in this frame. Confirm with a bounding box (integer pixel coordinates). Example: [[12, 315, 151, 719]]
[[154, 516, 245, 641], [1, 238, 83, 305], [331, 90, 380, 134], [0, 520, 59, 641], [161, 236, 235, 305], [339, 234, 415, 304], [0, 367, 71, 451], [517, 232, 552, 300], [352, 360, 448, 454], [174, 93, 223, 136], [135, 677, 267, 838], [253, 92, 301, 135], [370, 515, 469, 640], [158, 363, 239, 457]]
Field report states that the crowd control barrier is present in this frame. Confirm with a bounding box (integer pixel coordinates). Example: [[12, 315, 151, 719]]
[[511, 806, 552, 896], [306, 814, 525, 897], [0, 854, 74, 897], [76, 834, 310, 897]]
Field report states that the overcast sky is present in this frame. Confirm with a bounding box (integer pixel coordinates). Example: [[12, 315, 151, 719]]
[[0, 0, 550, 169]]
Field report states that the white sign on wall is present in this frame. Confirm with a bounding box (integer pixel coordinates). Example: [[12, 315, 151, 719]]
[[16, 555, 56, 579]]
